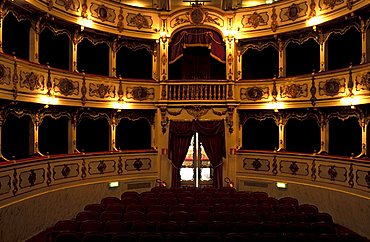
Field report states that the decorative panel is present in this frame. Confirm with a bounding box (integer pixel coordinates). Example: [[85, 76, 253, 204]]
[[318, 164, 347, 182], [318, 78, 345, 96], [240, 87, 269, 101], [0, 64, 12, 85], [54, 78, 79, 96], [55, 0, 80, 11], [243, 158, 270, 171], [126, 86, 154, 101], [356, 170, 370, 188], [89, 83, 116, 98], [280, 2, 308, 22], [125, 158, 151, 171], [280, 83, 308, 98], [0, 175, 11, 195], [126, 13, 153, 30], [19, 71, 45, 91], [319, 0, 344, 10], [88, 160, 116, 175], [280, 160, 309, 176], [53, 163, 79, 180], [90, 3, 116, 22], [355, 72, 370, 91], [19, 168, 45, 188], [242, 12, 269, 28]]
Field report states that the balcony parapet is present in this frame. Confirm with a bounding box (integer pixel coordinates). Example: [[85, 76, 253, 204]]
[[1, 53, 370, 109], [236, 150, 370, 199], [0, 150, 158, 208], [14, 0, 370, 40]]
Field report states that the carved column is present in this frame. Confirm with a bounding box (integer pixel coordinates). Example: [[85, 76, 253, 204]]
[[159, 18, 169, 82], [157, 106, 171, 184], [110, 113, 118, 151], [109, 39, 117, 77], [360, 17, 368, 64], [277, 113, 286, 151], [31, 113, 43, 156], [0, 2, 5, 53], [318, 112, 329, 154], [356, 116, 367, 158], [318, 30, 327, 72], [70, 111, 79, 153], [70, 30, 78, 72], [278, 38, 286, 77], [29, 18, 40, 63], [236, 49, 242, 81], [0, 109, 8, 161], [225, 35, 236, 81], [152, 43, 159, 81]]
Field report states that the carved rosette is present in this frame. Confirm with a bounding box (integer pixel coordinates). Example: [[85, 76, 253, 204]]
[[240, 87, 269, 101], [91, 3, 116, 22], [280, 2, 308, 22], [19, 71, 44, 91], [54, 78, 79, 96], [126, 13, 153, 30], [280, 83, 308, 98], [125, 158, 151, 171], [126, 87, 154, 101], [319, 78, 345, 96], [242, 12, 269, 28], [89, 83, 116, 99]]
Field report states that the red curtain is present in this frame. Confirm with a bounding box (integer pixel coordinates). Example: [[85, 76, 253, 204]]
[[168, 120, 226, 188], [169, 28, 226, 64], [168, 121, 195, 188]]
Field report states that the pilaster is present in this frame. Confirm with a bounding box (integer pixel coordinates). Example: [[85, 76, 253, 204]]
[[29, 19, 40, 63], [278, 38, 286, 77], [109, 39, 117, 77]]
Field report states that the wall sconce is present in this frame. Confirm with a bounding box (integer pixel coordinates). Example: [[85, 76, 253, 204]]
[[39, 95, 58, 108], [340, 95, 358, 109], [159, 31, 169, 44], [267, 100, 283, 112], [112, 100, 128, 111]]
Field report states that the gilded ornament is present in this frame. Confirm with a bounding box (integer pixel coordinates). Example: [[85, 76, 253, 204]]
[[127, 13, 152, 30], [58, 78, 77, 96], [324, 79, 340, 96], [28, 169, 37, 187], [280, 83, 307, 98], [61, 164, 71, 178], [271, 7, 278, 32], [0, 64, 11, 85], [355, 72, 370, 91], [126, 86, 154, 101], [117, 8, 124, 32], [189, 6, 205, 25], [240, 87, 267, 101], [328, 165, 337, 181], [20, 71, 44, 91], [97, 161, 107, 174], [289, 161, 299, 175], [248, 12, 264, 28], [133, 159, 143, 171], [55, 0, 80, 11]]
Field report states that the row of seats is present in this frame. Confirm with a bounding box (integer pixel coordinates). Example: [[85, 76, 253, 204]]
[[48, 187, 367, 242], [54, 220, 339, 234], [54, 231, 366, 242], [76, 210, 333, 223]]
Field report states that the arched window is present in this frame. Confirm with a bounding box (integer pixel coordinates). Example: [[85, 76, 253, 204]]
[[77, 38, 109, 76], [286, 118, 320, 153], [39, 116, 69, 155], [116, 118, 151, 150], [242, 46, 278, 80]]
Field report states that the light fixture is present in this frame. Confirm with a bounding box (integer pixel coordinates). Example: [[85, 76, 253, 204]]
[[340, 95, 358, 109], [276, 182, 287, 189], [108, 181, 119, 188]]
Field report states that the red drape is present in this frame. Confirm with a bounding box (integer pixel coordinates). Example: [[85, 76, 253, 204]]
[[168, 120, 226, 188], [168, 121, 195, 188], [169, 28, 226, 64]]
